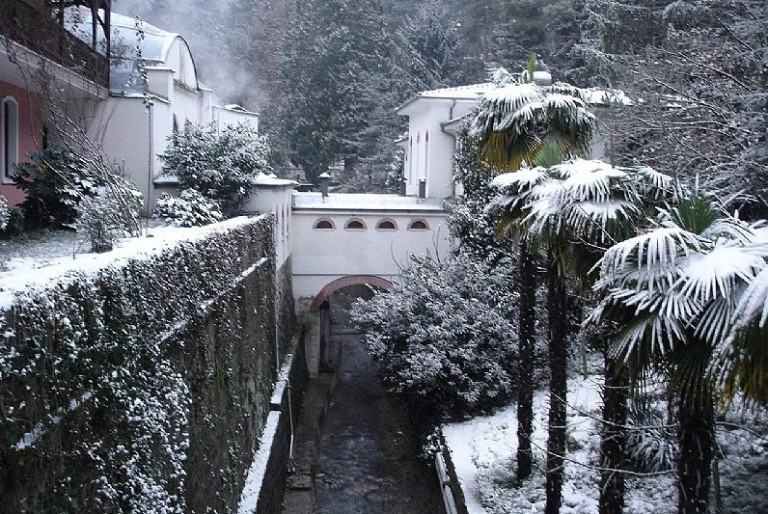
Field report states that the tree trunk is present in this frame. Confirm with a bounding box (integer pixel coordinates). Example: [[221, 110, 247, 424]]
[[677, 389, 714, 514], [516, 239, 536, 482], [545, 253, 568, 514], [599, 356, 628, 514]]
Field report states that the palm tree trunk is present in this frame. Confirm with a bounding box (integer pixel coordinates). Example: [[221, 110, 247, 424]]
[[516, 239, 536, 482], [677, 388, 714, 514], [599, 356, 628, 514], [545, 252, 568, 514]]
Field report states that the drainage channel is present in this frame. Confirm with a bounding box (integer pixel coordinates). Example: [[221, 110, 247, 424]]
[[281, 331, 444, 514]]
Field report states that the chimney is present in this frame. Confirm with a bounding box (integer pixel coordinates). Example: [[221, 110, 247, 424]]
[[418, 178, 427, 199], [318, 172, 331, 201]]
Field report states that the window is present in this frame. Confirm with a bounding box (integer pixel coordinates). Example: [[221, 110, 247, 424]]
[[409, 219, 429, 231], [1, 97, 19, 183], [344, 218, 366, 230], [376, 219, 397, 231], [424, 130, 430, 181], [172, 114, 179, 134], [313, 218, 335, 230]]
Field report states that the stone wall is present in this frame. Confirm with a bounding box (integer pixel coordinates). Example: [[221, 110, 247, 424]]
[[0, 216, 293, 514]]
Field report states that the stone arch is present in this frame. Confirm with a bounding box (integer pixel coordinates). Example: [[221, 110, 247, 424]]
[[310, 275, 393, 311]]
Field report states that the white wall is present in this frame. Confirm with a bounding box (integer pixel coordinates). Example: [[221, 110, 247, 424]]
[[89, 96, 151, 198], [291, 210, 451, 300], [403, 98, 480, 200], [214, 107, 259, 132], [243, 187, 294, 269]]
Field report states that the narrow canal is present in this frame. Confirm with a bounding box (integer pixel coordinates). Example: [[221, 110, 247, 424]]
[[283, 287, 444, 514], [313, 333, 444, 514]]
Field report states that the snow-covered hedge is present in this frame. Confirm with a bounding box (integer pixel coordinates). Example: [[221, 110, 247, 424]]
[[352, 254, 518, 417], [0, 216, 282, 514]]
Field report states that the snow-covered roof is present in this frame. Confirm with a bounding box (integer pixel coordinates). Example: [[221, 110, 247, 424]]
[[69, 12, 200, 93], [580, 88, 634, 106], [252, 173, 297, 188], [396, 83, 496, 113], [292, 193, 445, 212]]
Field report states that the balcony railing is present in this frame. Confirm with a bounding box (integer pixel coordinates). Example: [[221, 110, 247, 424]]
[[0, 0, 110, 89]]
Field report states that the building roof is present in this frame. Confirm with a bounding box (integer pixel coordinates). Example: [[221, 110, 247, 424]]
[[292, 193, 445, 213], [396, 83, 496, 114], [70, 12, 200, 94], [252, 173, 298, 188]]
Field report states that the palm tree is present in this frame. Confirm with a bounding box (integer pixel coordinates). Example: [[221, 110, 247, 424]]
[[471, 71, 595, 497], [589, 194, 768, 514], [491, 157, 672, 514]]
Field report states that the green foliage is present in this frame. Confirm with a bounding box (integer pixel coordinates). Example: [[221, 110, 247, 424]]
[[352, 253, 518, 418], [15, 146, 100, 229], [160, 123, 271, 213]]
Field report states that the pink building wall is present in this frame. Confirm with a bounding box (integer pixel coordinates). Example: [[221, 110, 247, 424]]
[[0, 80, 42, 207]]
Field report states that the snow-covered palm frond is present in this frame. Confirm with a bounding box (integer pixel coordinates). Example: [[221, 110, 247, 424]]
[[730, 266, 768, 332], [700, 216, 756, 244], [673, 244, 768, 305], [556, 160, 627, 202], [630, 166, 675, 199], [610, 310, 689, 361], [563, 200, 641, 243], [598, 227, 705, 290], [490, 167, 546, 190]]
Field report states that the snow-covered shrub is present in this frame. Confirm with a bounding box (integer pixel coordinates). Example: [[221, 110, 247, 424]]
[[352, 253, 518, 417], [0, 194, 9, 231], [15, 146, 100, 228], [153, 189, 224, 227], [160, 123, 271, 214], [76, 184, 143, 253]]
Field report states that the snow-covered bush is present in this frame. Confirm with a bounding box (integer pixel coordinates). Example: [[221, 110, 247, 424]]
[[153, 189, 224, 227], [160, 123, 271, 214], [0, 194, 9, 232], [76, 185, 143, 253], [15, 146, 100, 228], [352, 253, 518, 417]]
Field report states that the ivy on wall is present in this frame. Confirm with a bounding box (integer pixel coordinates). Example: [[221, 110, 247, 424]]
[[0, 215, 284, 514]]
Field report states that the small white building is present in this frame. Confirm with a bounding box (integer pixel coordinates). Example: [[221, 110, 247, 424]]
[[395, 83, 495, 199], [84, 13, 259, 213]]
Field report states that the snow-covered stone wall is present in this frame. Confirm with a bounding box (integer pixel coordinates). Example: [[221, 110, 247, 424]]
[[0, 216, 293, 514]]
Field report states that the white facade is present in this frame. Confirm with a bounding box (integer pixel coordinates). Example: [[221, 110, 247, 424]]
[[396, 84, 495, 199], [86, 14, 260, 213], [290, 193, 451, 301]]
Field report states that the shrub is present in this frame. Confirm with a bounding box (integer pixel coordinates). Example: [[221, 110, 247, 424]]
[[160, 123, 271, 214], [153, 189, 223, 227], [76, 185, 143, 253], [352, 253, 518, 417], [15, 146, 100, 228], [0, 194, 9, 232]]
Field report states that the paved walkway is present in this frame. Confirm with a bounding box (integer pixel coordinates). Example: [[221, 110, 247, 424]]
[[312, 333, 444, 514]]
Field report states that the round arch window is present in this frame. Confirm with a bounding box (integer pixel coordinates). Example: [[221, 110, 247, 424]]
[[376, 219, 397, 231], [408, 219, 429, 231], [345, 218, 367, 231], [313, 218, 335, 230]]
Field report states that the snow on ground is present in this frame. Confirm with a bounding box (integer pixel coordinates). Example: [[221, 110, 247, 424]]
[[0, 216, 261, 309], [444, 374, 768, 514]]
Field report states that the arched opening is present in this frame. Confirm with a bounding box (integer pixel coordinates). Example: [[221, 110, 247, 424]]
[[344, 218, 366, 231], [312, 275, 393, 372], [313, 218, 335, 230], [408, 219, 430, 231], [376, 219, 397, 231]]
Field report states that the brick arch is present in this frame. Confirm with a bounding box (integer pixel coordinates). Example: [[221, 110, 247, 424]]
[[310, 275, 393, 311]]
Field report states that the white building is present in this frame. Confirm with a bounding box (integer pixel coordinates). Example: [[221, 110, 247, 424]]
[[85, 13, 259, 213]]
